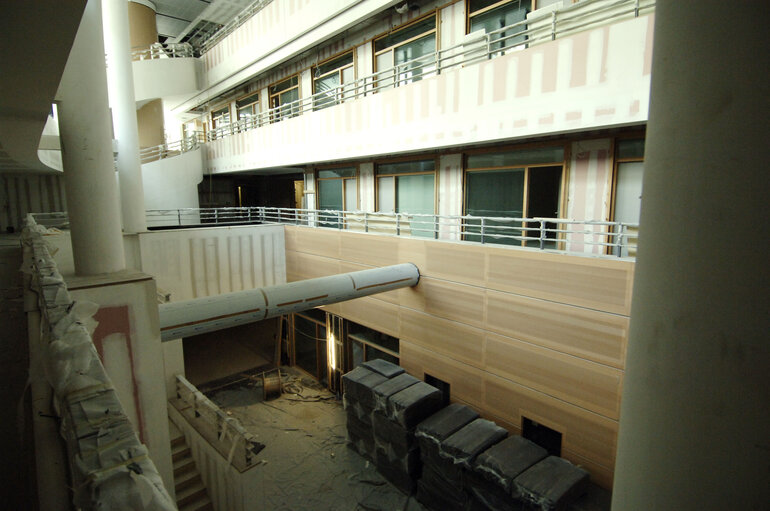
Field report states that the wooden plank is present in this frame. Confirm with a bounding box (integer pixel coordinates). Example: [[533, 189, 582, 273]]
[[484, 333, 623, 419], [399, 308, 486, 368], [339, 296, 400, 338], [399, 276, 486, 329], [485, 290, 628, 368], [485, 245, 634, 315]]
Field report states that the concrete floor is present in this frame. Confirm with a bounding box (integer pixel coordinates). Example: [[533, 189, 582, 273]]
[[206, 368, 428, 511], [0, 234, 35, 508]]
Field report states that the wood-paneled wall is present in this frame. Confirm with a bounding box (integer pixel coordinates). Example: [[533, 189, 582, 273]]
[[284, 226, 634, 488]]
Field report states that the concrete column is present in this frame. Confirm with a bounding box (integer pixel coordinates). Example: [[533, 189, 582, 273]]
[[103, 0, 147, 233], [612, 2, 769, 509], [58, 0, 126, 275]]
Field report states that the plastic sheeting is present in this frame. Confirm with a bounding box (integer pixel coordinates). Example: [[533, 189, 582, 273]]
[[22, 216, 175, 511]]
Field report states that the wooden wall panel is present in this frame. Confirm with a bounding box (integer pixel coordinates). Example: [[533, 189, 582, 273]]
[[289, 226, 340, 259], [423, 242, 487, 286], [339, 296, 400, 338], [484, 374, 618, 470], [284, 226, 634, 489], [484, 333, 623, 419], [400, 341, 485, 405], [486, 246, 634, 315], [339, 232, 401, 267], [400, 308, 486, 368], [399, 277, 486, 329], [485, 290, 628, 368]]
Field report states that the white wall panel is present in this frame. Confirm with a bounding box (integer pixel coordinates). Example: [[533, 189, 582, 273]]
[[1, 173, 67, 232], [138, 224, 286, 301]]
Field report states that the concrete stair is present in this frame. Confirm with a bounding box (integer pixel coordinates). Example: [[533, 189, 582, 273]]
[[170, 423, 214, 511]]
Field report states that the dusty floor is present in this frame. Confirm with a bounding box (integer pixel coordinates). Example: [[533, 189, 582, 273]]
[[0, 234, 34, 508], [206, 368, 428, 511]]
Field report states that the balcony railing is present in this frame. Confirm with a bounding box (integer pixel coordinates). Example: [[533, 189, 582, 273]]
[[139, 132, 204, 164], [204, 0, 654, 142], [143, 207, 639, 257], [172, 375, 264, 471], [199, 0, 273, 55], [131, 42, 194, 61]]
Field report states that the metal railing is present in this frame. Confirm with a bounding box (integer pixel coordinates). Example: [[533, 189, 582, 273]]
[[139, 132, 204, 164], [173, 375, 263, 470], [204, 0, 654, 142], [131, 42, 194, 61], [143, 207, 638, 257]]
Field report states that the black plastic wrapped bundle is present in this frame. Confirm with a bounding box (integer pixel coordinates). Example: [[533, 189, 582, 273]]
[[439, 418, 509, 469], [372, 372, 420, 413], [415, 403, 479, 462], [512, 456, 589, 511], [362, 358, 405, 378], [388, 381, 443, 429], [342, 365, 388, 409]]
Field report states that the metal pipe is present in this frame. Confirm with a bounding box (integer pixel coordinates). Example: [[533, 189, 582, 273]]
[[158, 263, 420, 341]]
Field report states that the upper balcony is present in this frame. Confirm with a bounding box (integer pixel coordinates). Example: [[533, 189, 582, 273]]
[[132, 42, 203, 103], [201, 0, 655, 173]]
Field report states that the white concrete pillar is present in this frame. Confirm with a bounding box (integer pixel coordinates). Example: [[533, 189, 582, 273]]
[[612, 2, 769, 509], [58, 0, 126, 275], [103, 0, 147, 233]]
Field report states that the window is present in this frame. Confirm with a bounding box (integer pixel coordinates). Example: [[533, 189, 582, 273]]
[[292, 311, 328, 386], [374, 15, 437, 90], [347, 322, 399, 370], [316, 167, 357, 228], [611, 138, 645, 256], [468, 0, 531, 53], [235, 92, 260, 128], [269, 75, 300, 122], [210, 104, 231, 129], [377, 159, 436, 237], [464, 146, 565, 246], [313, 52, 355, 110]]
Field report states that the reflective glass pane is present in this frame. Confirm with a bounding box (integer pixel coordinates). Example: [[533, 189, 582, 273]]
[[397, 174, 435, 237], [395, 34, 436, 84], [376, 51, 395, 90], [377, 176, 395, 212], [378, 159, 435, 175], [470, 2, 528, 50], [617, 139, 645, 159], [465, 169, 525, 245], [318, 180, 343, 228], [318, 167, 356, 178], [314, 73, 340, 110], [344, 178, 357, 210], [375, 16, 436, 52], [467, 146, 564, 168]]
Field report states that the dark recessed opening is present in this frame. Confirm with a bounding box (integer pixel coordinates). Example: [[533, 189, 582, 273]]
[[424, 374, 450, 407], [522, 417, 562, 457]]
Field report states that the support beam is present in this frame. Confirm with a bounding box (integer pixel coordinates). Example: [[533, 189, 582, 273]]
[[159, 263, 420, 341]]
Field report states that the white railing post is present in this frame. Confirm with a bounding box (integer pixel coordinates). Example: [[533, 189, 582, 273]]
[[480, 217, 486, 244], [540, 220, 546, 250], [551, 11, 557, 41]]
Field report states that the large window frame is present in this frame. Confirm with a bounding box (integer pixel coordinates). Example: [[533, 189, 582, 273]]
[[373, 13, 438, 90], [466, 0, 534, 53], [269, 75, 300, 122], [463, 143, 567, 247], [235, 91, 260, 128], [375, 156, 438, 237], [315, 165, 359, 229], [609, 134, 645, 256], [313, 51, 356, 110], [210, 103, 231, 129]]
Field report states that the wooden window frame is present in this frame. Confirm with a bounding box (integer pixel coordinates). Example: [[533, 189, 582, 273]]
[[315, 164, 359, 212], [235, 91, 260, 122], [313, 50, 356, 108], [373, 12, 439, 87], [463, 142, 568, 247], [268, 74, 301, 122], [374, 155, 439, 215], [210, 103, 232, 129]]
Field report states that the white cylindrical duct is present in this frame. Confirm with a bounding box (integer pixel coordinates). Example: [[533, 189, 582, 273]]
[[159, 263, 419, 341]]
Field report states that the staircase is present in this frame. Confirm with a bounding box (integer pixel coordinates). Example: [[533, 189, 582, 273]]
[[170, 422, 213, 511]]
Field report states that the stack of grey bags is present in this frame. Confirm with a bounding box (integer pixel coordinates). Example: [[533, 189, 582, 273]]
[[342, 359, 403, 460], [371, 373, 443, 493]]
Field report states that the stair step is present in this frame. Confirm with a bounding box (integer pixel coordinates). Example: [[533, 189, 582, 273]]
[[175, 471, 202, 493], [177, 482, 207, 507], [180, 497, 213, 511], [173, 457, 196, 477], [172, 446, 191, 462], [171, 435, 186, 449]]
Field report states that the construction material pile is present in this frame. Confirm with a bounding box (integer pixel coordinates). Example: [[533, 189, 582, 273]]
[[343, 360, 592, 511]]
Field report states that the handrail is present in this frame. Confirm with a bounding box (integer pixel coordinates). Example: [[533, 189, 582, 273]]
[[202, 0, 654, 141], [140, 207, 639, 258], [131, 42, 194, 61], [140, 133, 203, 164], [173, 375, 264, 470]]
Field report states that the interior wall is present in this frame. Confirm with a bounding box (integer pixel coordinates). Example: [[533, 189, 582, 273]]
[[284, 225, 634, 488], [128, 1, 157, 49], [0, 173, 67, 232], [137, 98, 165, 148]]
